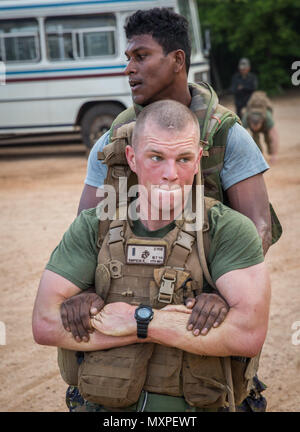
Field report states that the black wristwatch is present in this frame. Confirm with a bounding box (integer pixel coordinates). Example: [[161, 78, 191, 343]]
[[134, 305, 154, 339]]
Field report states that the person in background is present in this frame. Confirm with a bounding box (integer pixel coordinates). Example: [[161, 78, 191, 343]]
[[231, 58, 258, 118]]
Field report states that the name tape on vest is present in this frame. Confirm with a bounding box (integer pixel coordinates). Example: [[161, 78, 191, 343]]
[[126, 244, 166, 265]]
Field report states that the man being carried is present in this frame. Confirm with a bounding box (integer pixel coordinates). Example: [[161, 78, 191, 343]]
[[33, 100, 271, 412]]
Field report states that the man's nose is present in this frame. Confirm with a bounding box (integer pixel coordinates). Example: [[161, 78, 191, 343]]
[[124, 58, 136, 76], [163, 160, 178, 181]]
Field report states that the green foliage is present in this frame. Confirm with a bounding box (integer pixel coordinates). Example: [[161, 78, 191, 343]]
[[197, 0, 300, 94]]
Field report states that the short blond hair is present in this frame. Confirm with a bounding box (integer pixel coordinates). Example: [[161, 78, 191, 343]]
[[132, 100, 200, 149]]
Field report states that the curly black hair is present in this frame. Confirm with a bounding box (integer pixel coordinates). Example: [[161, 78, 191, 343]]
[[124, 8, 191, 74]]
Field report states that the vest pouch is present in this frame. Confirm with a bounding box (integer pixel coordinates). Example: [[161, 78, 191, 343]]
[[78, 343, 154, 408], [144, 346, 183, 396], [182, 352, 227, 408], [57, 347, 79, 386]]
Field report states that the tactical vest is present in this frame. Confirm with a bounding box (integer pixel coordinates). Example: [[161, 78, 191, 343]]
[[76, 200, 256, 409]]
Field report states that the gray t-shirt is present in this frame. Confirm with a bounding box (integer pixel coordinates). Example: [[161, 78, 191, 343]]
[[84, 122, 269, 191]]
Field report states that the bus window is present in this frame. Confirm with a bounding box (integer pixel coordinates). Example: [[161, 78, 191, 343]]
[[0, 19, 40, 63], [45, 14, 116, 61]]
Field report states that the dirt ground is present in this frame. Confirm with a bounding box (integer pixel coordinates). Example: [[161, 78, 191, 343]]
[[0, 91, 299, 412]]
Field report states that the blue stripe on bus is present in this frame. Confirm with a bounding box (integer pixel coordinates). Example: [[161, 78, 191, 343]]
[[6, 61, 208, 76], [6, 65, 126, 75], [0, 123, 74, 129], [0, 0, 152, 11]]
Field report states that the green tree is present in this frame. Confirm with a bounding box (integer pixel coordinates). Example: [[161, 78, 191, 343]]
[[197, 0, 300, 94]]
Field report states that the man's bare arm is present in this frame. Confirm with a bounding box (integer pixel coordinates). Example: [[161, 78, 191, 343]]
[[32, 270, 137, 350], [77, 184, 103, 215], [92, 263, 271, 358], [226, 173, 272, 255]]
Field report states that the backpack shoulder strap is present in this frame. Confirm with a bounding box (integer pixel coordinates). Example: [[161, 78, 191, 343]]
[[108, 106, 137, 141], [97, 121, 135, 165], [196, 193, 220, 290], [195, 82, 239, 150]]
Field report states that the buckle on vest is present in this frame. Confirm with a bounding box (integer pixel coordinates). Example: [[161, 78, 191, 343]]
[[158, 272, 176, 304], [108, 226, 124, 244], [109, 260, 123, 279], [173, 231, 195, 252]]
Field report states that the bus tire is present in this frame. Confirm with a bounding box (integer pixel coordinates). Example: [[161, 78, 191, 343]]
[[80, 103, 124, 150]]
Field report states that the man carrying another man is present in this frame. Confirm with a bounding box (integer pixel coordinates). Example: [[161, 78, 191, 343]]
[[242, 91, 279, 164], [56, 7, 279, 412], [32, 100, 271, 412]]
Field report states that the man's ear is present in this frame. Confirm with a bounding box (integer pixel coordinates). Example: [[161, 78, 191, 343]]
[[125, 145, 137, 173], [173, 49, 186, 73]]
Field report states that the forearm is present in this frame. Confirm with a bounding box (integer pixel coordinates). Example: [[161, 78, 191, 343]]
[[92, 303, 264, 358], [147, 308, 260, 358], [150, 265, 269, 357], [33, 302, 137, 351], [32, 271, 138, 351], [90, 266, 270, 358]]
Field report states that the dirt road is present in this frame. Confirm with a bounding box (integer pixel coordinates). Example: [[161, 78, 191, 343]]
[[0, 92, 299, 412]]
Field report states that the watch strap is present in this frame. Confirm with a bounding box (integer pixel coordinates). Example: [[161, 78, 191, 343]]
[[136, 321, 149, 338]]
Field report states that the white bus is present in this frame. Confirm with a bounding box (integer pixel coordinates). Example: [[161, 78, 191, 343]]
[[0, 0, 210, 149]]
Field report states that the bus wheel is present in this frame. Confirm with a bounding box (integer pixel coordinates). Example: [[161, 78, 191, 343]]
[[81, 104, 123, 150]]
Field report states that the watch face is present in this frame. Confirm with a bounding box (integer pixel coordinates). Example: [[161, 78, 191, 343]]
[[138, 307, 151, 319]]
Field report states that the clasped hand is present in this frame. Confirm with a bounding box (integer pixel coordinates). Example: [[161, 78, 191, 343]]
[[60, 290, 229, 341]]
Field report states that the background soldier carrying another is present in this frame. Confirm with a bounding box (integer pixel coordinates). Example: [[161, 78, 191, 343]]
[[242, 91, 280, 164]]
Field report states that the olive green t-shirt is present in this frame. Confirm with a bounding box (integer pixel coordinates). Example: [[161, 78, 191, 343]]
[[46, 203, 264, 290]]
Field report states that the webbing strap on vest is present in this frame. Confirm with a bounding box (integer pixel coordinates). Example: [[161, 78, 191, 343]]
[[223, 357, 236, 412], [157, 228, 195, 304], [195, 170, 217, 290]]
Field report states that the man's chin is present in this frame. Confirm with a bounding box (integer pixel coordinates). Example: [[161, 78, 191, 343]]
[[131, 92, 147, 106]]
